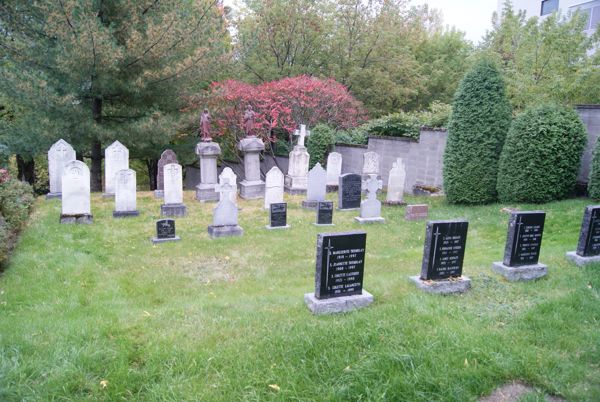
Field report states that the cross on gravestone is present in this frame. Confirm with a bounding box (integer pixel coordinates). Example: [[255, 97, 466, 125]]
[[294, 124, 310, 148], [420, 220, 469, 281], [215, 177, 236, 200], [208, 176, 244, 238], [365, 176, 382, 200]]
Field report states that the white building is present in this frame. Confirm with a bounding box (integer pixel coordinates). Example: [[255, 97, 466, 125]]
[[498, 0, 600, 34]]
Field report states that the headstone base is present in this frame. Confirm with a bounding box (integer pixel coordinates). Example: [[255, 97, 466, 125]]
[[113, 210, 140, 218], [565, 251, 600, 266], [354, 216, 385, 224], [151, 236, 181, 244], [304, 290, 374, 315], [409, 275, 471, 295], [45, 192, 61, 200], [383, 200, 407, 206], [102, 193, 115, 199], [301, 200, 321, 210], [161, 203, 187, 217], [492, 262, 548, 281], [284, 175, 307, 195], [154, 190, 164, 199], [195, 184, 218, 202], [208, 224, 244, 239], [60, 214, 93, 224], [313, 223, 335, 227], [338, 207, 360, 211], [326, 184, 338, 193], [265, 224, 290, 230], [239, 180, 265, 199]]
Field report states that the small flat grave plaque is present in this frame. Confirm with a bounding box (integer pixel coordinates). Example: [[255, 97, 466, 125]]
[[269, 202, 288, 228], [153, 219, 180, 243], [421, 220, 468, 280], [576, 205, 600, 257], [338, 174, 362, 210], [316, 201, 334, 225], [315, 231, 367, 299], [503, 211, 545, 267]]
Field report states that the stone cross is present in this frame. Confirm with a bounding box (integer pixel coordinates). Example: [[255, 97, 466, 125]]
[[294, 124, 310, 148], [365, 175, 383, 200], [215, 177, 236, 201]]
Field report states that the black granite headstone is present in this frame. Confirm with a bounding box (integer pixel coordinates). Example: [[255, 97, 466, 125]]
[[503, 211, 545, 267], [576, 205, 600, 257], [269, 203, 287, 228], [156, 219, 176, 239], [338, 173, 362, 210], [420, 220, 469, 280], [317, 201, 334, 225], [315, 231, 367, 299]]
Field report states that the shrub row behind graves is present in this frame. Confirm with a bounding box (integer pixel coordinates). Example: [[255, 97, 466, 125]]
[[589, 141, 600, 199], [0, 174, 35, 266], [307, 124, 335, 168]]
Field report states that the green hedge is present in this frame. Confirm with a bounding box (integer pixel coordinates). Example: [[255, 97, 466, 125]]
[[443, 59, 512, 204], [588, 140, 600, 198], [307, 124, 335, 168], [497, 104, 587, 203], [0, 176, 35, 266]]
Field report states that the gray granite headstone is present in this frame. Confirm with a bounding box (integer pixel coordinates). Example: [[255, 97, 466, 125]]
[[566, 205, 600, 266], [267, 202, 289, 230], [155, 149, 178, 198], [208, 177, 243, 238], [152, 219, 180, 243], [338, 173, 361, 210], [302, 163, 327, 209]]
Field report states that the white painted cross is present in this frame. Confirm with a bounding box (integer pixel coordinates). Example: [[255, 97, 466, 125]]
[[365, 175, 383, 201], [294, 124, 310, 147], [324, 238, 334, 291], [512, 215, 524, 259], [431, 226, 442, 265]]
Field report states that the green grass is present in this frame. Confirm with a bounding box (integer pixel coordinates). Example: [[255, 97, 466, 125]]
[[1, 192, 599, 401]]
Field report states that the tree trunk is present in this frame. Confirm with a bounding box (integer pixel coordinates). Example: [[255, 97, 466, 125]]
[[16, 154, 35, 185], [146, 158, 158, 191], [91, 97, 103, 192]]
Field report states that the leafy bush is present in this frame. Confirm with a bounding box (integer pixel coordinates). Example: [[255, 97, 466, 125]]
[[0, 217, 8, 266], [588, 140, 600, 199], [360, 112, 421, 139], [33, 154, 49, 195], [334, 128, 368, 145], [0, 177, 35, 231], [497, 104, 587, 203], [0, 144, 9, 168], [307, 124, 335, 168], [443, 60, 512, 204]]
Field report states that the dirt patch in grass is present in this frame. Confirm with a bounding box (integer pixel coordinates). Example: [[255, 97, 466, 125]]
[[179, 256, 236, 284], [479, 381, 566, 402]]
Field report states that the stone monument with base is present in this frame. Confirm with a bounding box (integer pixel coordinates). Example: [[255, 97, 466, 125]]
[[161, 163, 187, 217], [304, 231, 373, 314], [208, 177, 244, 238], [285, 125, 310, 195], [238, 137, 265, 199], [566, 205, 600, 266], [47, 139, 76, 199], [60, 160, 93, 224], [355, 175, 384, 224], [492, 211, 547, 281]]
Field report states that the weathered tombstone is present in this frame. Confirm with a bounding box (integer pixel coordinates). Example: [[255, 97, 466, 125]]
[[315, 201, 334, 226], [113, 169, 139, 217], [410, 220, 471, 294], [264, 166, 284, 210], [405, 204, 429, 221], [566, 205, 600, 266], [155, 149, 178, 198], [384, 158, 406, 205], [326, 152, 342, 192], [195, 141, 221, 202], [492, 211, 547, 281], [151, 219, 180, 243], [208, 177, 243, 238], [238, 137, 265, 199], [338, 173, 361, 210], [266, 202, 289, 230], [60, 160, 93, 224], [302, 163, 327, 209], [161, 163, 187, 217], [219, 167, 238, 204], [285, 125, 310, 194], [355, 175, 384, 224], [104, 140, 129, 197], [47, 139, 76, 199], [304, 231, 373, 314], [361, 151, 380, 190]]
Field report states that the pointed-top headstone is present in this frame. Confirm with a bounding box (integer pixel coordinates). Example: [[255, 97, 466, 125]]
[[104, 140, 129, 196], [47, 139, 76, 198], [265, 166, 284, 209], [302, 163, 327, 209]]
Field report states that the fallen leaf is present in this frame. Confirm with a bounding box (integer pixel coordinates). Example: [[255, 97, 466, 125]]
[[464, 358, 469, 367], [268, 384, 280, 392], [100, 380, 108, 388], [344, 366, 351, 372], [143, 311, 151, 317]]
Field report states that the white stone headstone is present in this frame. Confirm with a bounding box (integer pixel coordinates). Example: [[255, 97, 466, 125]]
[[219, 167, 237, 204], [326, 152, 342, 186], [362, 151, 380, 175], [163, 163, 183, 205], [104, 141, 129, 195], [48, 139, 76, 195], [386, 158, 406, 203], [306, 163, 327, 202], [61, 160, 90, 215], [360, 174, 383, 219], [115, 169, 137, 213], [213, 177, 238, 226], [294, 124, 310, 148], [264, 166, 284, 209]]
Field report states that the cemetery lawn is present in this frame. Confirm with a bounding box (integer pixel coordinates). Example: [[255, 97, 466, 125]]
[[1, 192, 600, 402]]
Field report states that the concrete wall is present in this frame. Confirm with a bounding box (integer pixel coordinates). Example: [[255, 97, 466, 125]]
[[577, 105, 600, 183]]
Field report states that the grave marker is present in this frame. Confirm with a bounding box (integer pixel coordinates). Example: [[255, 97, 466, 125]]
[[566, 205, 600, 265], [161, 163, 187, 217], [315, 201, 334, 226], [355, 175, 384, 224], [384, 158, 406, 205], [208, 177, 243, 238], [113, 169, 139, 217], [338, 173, 361, 210], [152, 219, 180, 243], [326, 152, 342, 192], [104, 141, 129, 197], [155, 149, 178, 198], [47, 139, 76, 199], [60, 160, 93, 224], [302, 163, 327, 209], [266, 202, 289, 230], [264, 166, 284, 209]]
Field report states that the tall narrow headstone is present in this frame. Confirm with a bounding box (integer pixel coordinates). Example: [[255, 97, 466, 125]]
[[238, 137, 265, 199], [384, 158, 406, 205], [195, 141, 221, 202], [304, 231, 373, 314], [264, 166, 284, 209], [266, 202, 289, 230], [155, 149, 178, 198], [493, 211, 547, 281], [326, 152, 342, 192], [104, 141, 129, 197], [302, 163, 327, 209], [355, 175, 384, 224], [285, 125, 310, 194], [113, 169, 139, 217], [567, 205, 600, 265], [60, 160, 93, 224], [161, 163, 187, 217], [47, 139, 76, 199], [410, 220, 471, 294], [208, 177, 243, 238], [338, 173, 362, 210], [361, 151, 380, 190], [219, 168, 238, 204]]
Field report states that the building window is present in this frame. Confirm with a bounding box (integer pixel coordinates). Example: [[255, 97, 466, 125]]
[[541, 0, 559, 16], [570, 1, 600, 31]]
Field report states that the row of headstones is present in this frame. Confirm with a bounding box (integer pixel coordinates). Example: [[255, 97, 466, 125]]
[[306, 206, 600, 314]]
